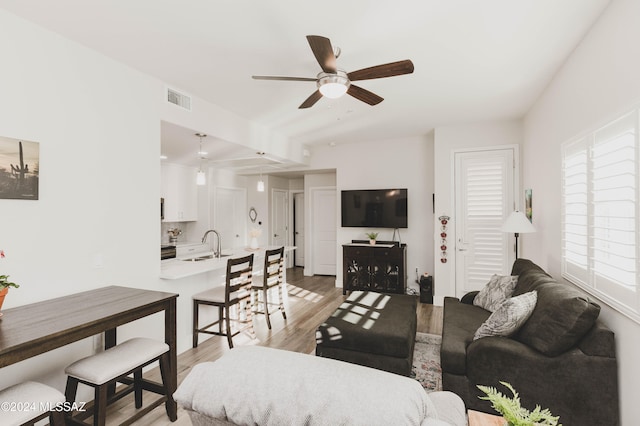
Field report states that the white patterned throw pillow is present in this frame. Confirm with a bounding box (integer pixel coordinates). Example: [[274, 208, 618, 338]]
[[473, 274, 518, 312], [474, 291, 538, 340]]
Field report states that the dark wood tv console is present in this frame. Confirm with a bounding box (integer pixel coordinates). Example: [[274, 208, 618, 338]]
[[342, 240, 407, 295]]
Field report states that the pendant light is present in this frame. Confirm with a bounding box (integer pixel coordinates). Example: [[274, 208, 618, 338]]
[[257, 174, 265, 192], [195, 133, 207, 186], [256, 152, 265, 192]]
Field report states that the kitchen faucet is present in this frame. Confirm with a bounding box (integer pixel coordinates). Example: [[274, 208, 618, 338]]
[[201, 230, 222, 258]]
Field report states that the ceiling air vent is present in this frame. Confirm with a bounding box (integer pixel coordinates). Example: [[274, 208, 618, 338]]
[[166, 87, 191, 111]]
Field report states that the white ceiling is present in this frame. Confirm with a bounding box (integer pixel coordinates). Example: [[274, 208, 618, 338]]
[[0, 0, 611, 171]]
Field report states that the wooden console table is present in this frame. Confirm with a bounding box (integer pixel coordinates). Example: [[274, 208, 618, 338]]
[[342, 240, 407, 295], [0, 285, 179, 421]]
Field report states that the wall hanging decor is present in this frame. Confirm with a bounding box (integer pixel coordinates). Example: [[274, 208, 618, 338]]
[[439, 215, 450, 263], [525, 189, 532, 222], [0, 136, 39, 200]]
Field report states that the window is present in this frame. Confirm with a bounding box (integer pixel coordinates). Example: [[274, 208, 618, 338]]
[[561, 109, 640, 321]]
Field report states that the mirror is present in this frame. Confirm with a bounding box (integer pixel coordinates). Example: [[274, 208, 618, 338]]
[[249, 207, 258, 223]]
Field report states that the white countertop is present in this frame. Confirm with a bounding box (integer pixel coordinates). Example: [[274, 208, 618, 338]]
[[160, 246, 296, 280]]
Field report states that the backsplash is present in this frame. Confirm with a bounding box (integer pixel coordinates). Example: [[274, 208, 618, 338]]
[[161, 221, 198, 245]]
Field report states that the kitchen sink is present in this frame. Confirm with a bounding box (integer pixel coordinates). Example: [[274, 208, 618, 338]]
[[180, 254, 231, 262], [181, 256, 212, 262]]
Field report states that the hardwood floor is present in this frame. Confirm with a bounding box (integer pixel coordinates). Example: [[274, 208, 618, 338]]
[[106, 267, 443, 425]]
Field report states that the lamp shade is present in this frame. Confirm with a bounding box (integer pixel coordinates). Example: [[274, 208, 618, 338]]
[[501, 210, 536, 233]]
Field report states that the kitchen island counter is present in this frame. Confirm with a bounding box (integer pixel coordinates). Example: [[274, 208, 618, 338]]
[[160, 246, 296, 280]]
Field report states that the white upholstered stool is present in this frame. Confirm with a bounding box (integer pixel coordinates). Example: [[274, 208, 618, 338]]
[[0, 381, 66, 426], [64, 337, 175, 426]]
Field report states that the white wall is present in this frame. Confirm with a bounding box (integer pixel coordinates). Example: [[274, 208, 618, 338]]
[[309, 136, 434, 291], [0, 9, 165, 393], [246, 175, 270, 247], [523, 0, 639, 423], [432, 121, 523, 302], [0, 9, 298, 398], [243, 173, 295, 250]]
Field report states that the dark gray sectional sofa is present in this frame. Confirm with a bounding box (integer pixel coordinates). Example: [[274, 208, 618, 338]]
[[441, 258, 619, 426]]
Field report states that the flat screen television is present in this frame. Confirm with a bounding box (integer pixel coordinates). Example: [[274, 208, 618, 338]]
[[341, 188, 408, 228]]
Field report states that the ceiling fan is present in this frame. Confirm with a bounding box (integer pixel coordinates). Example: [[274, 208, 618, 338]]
[[252, 35, 414, 109]]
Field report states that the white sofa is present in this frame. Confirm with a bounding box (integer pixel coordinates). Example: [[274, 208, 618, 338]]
[[174, 346, 466, 426]]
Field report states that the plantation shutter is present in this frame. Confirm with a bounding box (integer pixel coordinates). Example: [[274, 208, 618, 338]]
[[591, 111, 638, 299], [562, 110, 640, 316], [561, 138, 589, 284], [456, 150, 512, 294]]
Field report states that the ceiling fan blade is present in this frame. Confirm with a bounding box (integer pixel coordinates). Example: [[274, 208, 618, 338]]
[[252, 75, 317, 82], [347, 60, 414, 81], [347, 85, 384, 106], [299, 90, 323, 109], [306, 35, 337, 73]]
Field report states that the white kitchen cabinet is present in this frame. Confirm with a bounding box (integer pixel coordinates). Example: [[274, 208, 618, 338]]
[[161, 162, 198, 222]]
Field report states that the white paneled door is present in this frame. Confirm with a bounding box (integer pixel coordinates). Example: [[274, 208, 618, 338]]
[[214, 187, 246, 249], [293, 192, 305, 267], [312, 188, 337, 276], [272, 188, 288, 249], [454, 148, 516, 297]]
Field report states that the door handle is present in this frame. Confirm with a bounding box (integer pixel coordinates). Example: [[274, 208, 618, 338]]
[[274, 234, 278, 238]]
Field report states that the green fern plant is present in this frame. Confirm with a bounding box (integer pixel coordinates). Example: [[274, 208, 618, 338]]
[[365, 232, 379, 240], [477, 382, 561, 426]]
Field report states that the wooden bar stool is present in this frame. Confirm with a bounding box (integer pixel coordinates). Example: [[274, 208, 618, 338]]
[[193, 254, 255, 348], [252, 246, 287, 329], [64, 337, 175, 426], [0, 381, 66, 426]]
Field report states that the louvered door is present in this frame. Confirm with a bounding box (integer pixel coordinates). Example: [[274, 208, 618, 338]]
[[454, 148, 515, 297]]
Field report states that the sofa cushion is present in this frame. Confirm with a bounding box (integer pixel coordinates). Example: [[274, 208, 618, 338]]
[[473, 274, 518, 312], [516, 282, 601, 356], [473, 291, 537, 340], [512, 269, 556, 297], [441, 297, 491, 375], [511, 259, 555, 296], [510, 258, 549, 277]]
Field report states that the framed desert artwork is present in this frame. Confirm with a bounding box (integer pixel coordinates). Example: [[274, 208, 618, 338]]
[[0, 136, 39, 200]]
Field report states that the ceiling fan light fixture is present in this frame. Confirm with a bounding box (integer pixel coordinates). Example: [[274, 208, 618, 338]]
[[317, 71, 350, 99]]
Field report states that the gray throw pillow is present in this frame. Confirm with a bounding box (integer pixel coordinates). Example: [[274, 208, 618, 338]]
[[474, 291, 538, 340], [473, 274, 518, 312], [515, 282, 601, 356]]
